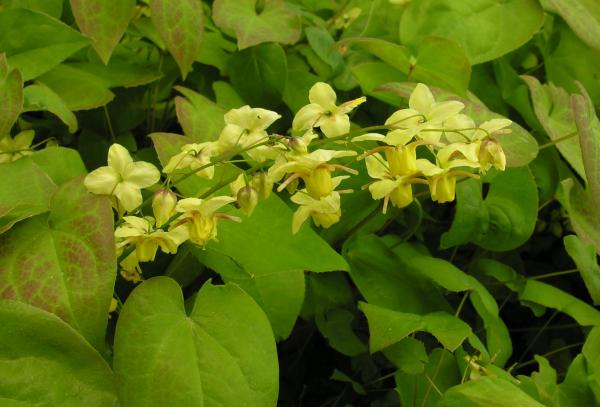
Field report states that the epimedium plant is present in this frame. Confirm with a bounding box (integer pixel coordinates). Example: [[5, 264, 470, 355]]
[[1, 0, 600, 406]]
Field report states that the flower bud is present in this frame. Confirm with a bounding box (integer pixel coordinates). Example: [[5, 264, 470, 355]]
[[252, 172, 273, 200], [389, 183, 413, 208], [289, 136, 309, 154], [152, 189, 177, 228], [237, 186, 259, 216], [305, 167, 333, 199]]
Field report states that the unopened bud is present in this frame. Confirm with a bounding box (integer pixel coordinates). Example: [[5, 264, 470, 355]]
[[305, 167, 333, 199], [252, 172, 273, 200], [152, 189, 177, 228], [237, 186, 259, 215], [479, 139, 506, 172], [289, 136, 309, 154]]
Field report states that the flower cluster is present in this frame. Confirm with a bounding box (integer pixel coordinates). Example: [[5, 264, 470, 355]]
[[83, 82, 510, 282]]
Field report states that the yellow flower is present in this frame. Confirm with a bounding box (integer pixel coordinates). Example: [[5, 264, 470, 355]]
[[290, 176, 348, 233], [163, 142, 218, 179], [84, 144, 160, 212], [364, 153, 415, 213], [119, 252, 142, 283], [174, 196, 239, 246], [152, 189, 177, 228], [0, 130, 35, 163], [268, 148, 357, 198], [216, 105, 281, 162], [292, 82, 366, 138], [115, 216, 188, 262], [385, 83, 465, 145]]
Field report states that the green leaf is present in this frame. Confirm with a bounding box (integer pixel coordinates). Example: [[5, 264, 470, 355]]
[[174, 86, 226, 142], [0, 8, 89, 80], [196, 31, 236, 74], [305, 26, 343, 71], [400, 0, 544, 64], [70, 0, 135, 64], [0, 0, 63, 18], [378, 82, 539, 167], [23, 82, 78, 132], [0, 156, 56, 233], [520, 279, 600, 326], [557, 178, 600, 255], [0, 54, 23, 136], [149, 0, 203, 78], [444, 377, 545, 407], [544, 19, 600, 109], [441, 179, 487, 249], [571, 86, 600, 209], [315, 308, 367, 356], [383, 337, 429, 374], [0, 178, 116, 351], [542, 0, 600, 52], [351, 61, 406, 106], [346, 36, 471, 95], [29, 147, 87, 185], [212, 0, 301, 49], [522, 75, 585, 180], [38, 64, 114, 111], [0, 300, 118, 406], [360, 302, 471, 352], [213, 80, 246, 110], [583, 326, 600, 401], [69, 53, 162, 88], [113, 277, 279, 406], [301, 271, 354, 319], [282, 53, 319, 112], [193, 194, 349, 339], [472, 167, 539, 251], [228, 42, 287, 107], [564, 235, 600, 305]]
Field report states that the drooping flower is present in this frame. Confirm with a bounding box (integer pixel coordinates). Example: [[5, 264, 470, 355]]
[[152, 189, 178, 228], [292, 82, 366, 138], [0, 130, 35, 163], [84, 143, 160, 212], [174, 196, 239, 246], [290, 176, 349, 233], [364, 153, 418, 213], [114, 216, 188, 262], [163, 142, 219, 179]]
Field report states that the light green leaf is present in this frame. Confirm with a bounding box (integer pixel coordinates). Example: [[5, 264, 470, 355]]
[[213, 80, 245, 110], [542, 0, 600, 51], [282, 53, 319, 112], [444, 377, 545, 407], [193, 194, 349, 339], [520, 279, 600, 326], [441, 179, 487, 249], [0, 177, 116, 351], [38, 64, 114, 111], [306, 26, 343, 70], [212, 0, 301, 49], [400, 0, 544, 64], [113, 277, 279, 407], [228, 42, 287, 107], [0, 300, 118, 406], [557, 178, 600, 255], [197, 31, 236, 74], [522, 75, 585, 180], [564, 235, 600, 305], [70, 0, 135, 64], [360, 302, 471, 352], [378, 82, 539, 166], [571, 86, 600, 209], [583, 326, 600, 401], [23, 82, 78, 132], [0, 54, 22, 136], [351, 61, 406, 106], [0, 0, 63, 18], [149, 0, 203, 78], [0, 156, 56, 233], [174, 86, 226, 142], [346, 36, 471, 95], [0, 8, 89, 80], [30, 147, 87, 185], [69, 56, 162, 88]]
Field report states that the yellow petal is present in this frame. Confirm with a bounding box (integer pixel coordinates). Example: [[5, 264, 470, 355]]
[[409, 83, 435, 114], [292, 103, 324, 132], [107, 143, 133, 174], [114, 181, 143, 212], [199, 196, 236, 216], [84, 166, 119, 195], [292, 205, 313, 234], [368, 179, 400, 200], [309, 82, 337, 110], [318, 114, 350, 138], [365, 154, 388, 180], [123, 161, 160, 188]]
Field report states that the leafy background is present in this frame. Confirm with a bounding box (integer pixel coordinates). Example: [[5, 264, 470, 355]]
[[1, 0, 600, 406]]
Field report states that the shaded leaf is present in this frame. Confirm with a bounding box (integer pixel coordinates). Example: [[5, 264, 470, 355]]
[[564, 235, 600, 305], [23, 82, 78, 132], [70, 0, 135, 64], [174, 86, 225, 142], [149, 0, 203, 78], [557, 178, 600, 255], [0, 8, 89, 80], [400, 0, 544, 64], [0, 177, 116, 351], [543, 0, 600, 52], [213, 0, 301, 50], [0, 0, 63, 18], [114, 277, 279, 406], [0, 300, 118, 406], [0, 54, 23, 136]]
